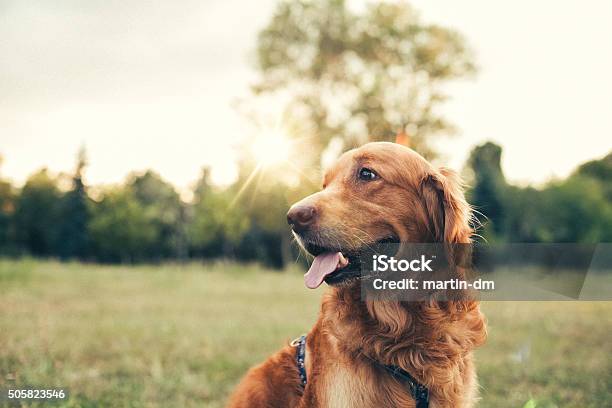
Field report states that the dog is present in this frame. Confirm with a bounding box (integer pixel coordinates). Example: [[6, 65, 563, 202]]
[[227, 142, 487, 407]]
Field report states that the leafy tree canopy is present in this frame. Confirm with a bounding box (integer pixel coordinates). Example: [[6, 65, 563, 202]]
[[13, 169, 62, 256], [253, 0, 475, 159]]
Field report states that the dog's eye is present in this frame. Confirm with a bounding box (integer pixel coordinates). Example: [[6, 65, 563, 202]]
[[358, 167, 378, 181]]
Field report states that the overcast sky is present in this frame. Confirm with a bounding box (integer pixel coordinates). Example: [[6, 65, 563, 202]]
[[1, 0, 611, 190]]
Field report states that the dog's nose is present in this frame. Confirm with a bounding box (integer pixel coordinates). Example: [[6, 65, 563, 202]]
[[287, 205, 317, 232]]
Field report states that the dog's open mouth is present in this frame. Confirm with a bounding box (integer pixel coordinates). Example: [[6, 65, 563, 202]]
[[302, 238, 398, 289], [303, 247, 352, 289]]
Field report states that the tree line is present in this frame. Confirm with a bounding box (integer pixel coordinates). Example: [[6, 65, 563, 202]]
[[467, 143, 611, 244], [0, 149, 282, 266], [0, 143, 609, 267]]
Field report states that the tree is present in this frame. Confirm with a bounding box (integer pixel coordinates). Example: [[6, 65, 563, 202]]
[[573, 151, 612, 201], [127, 170, 186, 260], [252, 0, 475, 160], [56, 147, 90, 259], [503, 186, 548, 242], [88, 187, 157, 263], [232, 172, 296, 268], [13, 169, 63, 256], [467, 143, 612, 243], [538, 177, 611, 243], [0, 156, 15, 253], [466, 142, 507, 239], [188, 169, 249, 258]]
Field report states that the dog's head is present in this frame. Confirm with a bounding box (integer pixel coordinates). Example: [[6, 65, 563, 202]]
[[287, 142, 472, 288]]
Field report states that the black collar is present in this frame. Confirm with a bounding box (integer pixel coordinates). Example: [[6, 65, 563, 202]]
[[292, 335, 429, 408]]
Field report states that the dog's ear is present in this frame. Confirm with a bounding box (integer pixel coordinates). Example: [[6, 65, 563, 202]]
[[420, 169, 480, 324], [420, 168, 472, 244]]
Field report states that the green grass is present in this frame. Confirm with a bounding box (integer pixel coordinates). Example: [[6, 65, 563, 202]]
[[0, 260, 610, 407]]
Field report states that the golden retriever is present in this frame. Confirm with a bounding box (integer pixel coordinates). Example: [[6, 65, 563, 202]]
[[228, 142, 487, 407]]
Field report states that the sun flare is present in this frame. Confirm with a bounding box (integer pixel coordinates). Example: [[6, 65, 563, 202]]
[[251, 130, 291, 167]]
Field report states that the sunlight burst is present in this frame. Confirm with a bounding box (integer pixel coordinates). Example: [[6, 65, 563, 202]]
[[251, 130, 291, 167]]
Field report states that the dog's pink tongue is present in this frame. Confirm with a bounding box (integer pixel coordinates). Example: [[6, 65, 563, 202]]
[[304, 252, 348, 289]]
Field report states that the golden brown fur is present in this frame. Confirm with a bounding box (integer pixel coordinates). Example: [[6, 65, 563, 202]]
[[227, 142, 487, 407]]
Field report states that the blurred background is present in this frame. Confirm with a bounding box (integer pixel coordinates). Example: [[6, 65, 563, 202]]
[[0, 1, 611, 407]]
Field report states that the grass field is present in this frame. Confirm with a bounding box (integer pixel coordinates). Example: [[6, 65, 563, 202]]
[[0, 260, 610, 407]]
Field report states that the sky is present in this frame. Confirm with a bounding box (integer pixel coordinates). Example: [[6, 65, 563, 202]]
[[1, 0, 611, 190]]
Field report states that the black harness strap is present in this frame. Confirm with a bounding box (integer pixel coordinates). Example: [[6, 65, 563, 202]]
[[291, 335, 429, 407], [291, 335, 308, 387], [378, 363, 430, 408]]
